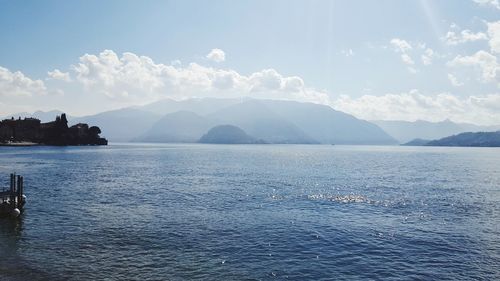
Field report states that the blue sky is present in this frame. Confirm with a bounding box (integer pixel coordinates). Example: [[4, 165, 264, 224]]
[[1, 0, 499, 124]]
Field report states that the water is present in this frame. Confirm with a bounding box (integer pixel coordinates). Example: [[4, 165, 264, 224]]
[[0, 144, 499, 280]]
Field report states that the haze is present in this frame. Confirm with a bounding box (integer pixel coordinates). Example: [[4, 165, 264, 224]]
[[1, 0, 500, 126]]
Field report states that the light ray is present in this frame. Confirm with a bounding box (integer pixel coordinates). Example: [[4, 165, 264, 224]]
[[419, 0, 444, 45]]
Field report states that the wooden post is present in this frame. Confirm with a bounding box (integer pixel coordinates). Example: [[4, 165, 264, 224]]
[[17, 176, 20, 205], [10, 173, 14, 193], [10, 173, 16, 207], [18, 176, 23, 207]]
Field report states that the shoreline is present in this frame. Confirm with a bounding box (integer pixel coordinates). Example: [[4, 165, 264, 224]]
[[0, 142, 108, 147], [0, 142, 39, 146]]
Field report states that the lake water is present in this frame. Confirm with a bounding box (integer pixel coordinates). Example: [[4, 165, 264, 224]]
[[0, 144, 499, 280]]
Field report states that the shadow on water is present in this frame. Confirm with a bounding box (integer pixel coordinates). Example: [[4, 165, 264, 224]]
[[0, 217, 57, 281], [0, 216, 24, 253]]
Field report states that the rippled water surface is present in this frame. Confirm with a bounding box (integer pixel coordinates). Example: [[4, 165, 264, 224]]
[[0, 144, 499, 280]]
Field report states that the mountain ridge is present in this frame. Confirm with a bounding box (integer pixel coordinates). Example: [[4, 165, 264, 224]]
[[9, 98, 398, 144], [373, 119, 500, 143]]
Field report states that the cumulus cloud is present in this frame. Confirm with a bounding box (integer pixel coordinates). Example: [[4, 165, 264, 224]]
[[47, 69, 71, 82], [249, 69, 283, 91], [472, 0, 500, 9], [206, 48, 226, 63], [390, 38, 412, 52], [332, 89, 500, 125], [4, 48, 500, 126], [487, 21, 500, 53], [72, 50, 167, 100], [445, 20, 500, 88], [445, 29, 488, 45], [0, 66, 46, 97], [449, 50, 499, 86], [390, 38, 423, 72], [69, 49, 329, 105]]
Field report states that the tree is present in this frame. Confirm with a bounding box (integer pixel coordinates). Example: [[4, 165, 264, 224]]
[[89, 126, 102, 137]]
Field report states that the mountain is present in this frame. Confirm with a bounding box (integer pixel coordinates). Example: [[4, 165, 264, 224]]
[[135, 111, 214, 143], [401, 138, 431, 146], [2, 110, 66, 123], [261, 100, 397, 145], [37, 98, 403, 144], [373, 119, 500, 143], [72, 108, 161, 142], [207, 100, 318, 144], [140, 98, 241, 116], [141, 98, 395, 145], [138, 101, 318, 144], [426, 131, 500, 147], [199, 125, 260, 144]]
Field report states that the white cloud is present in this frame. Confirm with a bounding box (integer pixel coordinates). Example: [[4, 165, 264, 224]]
[[421, 48, 434, 65], [487, 21, 500, 53], [472, 0, 500, 9], [69, 49, 329, 106], [445, 21, 500, 88], [390, 38, 423, 72], [206, 48, 226, 63], [390, 38, 412, 52], [249, 69, 282, 91], [47, 69, 71, 82], [72, 50, 167, 100], [448, 74, 464, 87], [0, 66, 46, 97], [445, 30, 488, 45], [332, 89, 500, 125], [449, 50, 499, 86], [4, 48, 500, 126], [401, 54, 415, 65]]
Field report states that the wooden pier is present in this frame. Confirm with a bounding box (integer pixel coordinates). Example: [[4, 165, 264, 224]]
[[0, 174, 25, 218]]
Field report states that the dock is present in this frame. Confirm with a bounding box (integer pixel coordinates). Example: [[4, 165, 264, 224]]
[[0, 174, 26, 218]]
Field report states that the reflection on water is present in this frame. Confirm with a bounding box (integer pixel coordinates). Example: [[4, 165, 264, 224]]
[[0, 218, 26, 281], [0, 217, 23, 246], [0, 144, 499, 280]]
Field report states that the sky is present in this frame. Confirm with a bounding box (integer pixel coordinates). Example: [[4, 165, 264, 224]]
[[0, 0, 500, 125]]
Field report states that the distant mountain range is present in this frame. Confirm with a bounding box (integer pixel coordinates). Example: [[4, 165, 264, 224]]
[[201, 100, 318, 144], [142, 99, 397, 144], [427, 131, 500, 147], [71, 108, 161, 142], [373, 119, 500, 143], [50, 98, 397, 144], [2, 110, 67, 123], [403, 131, 500, 147], [133, 111, 213, 143], [7, 102, 500, 146]]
